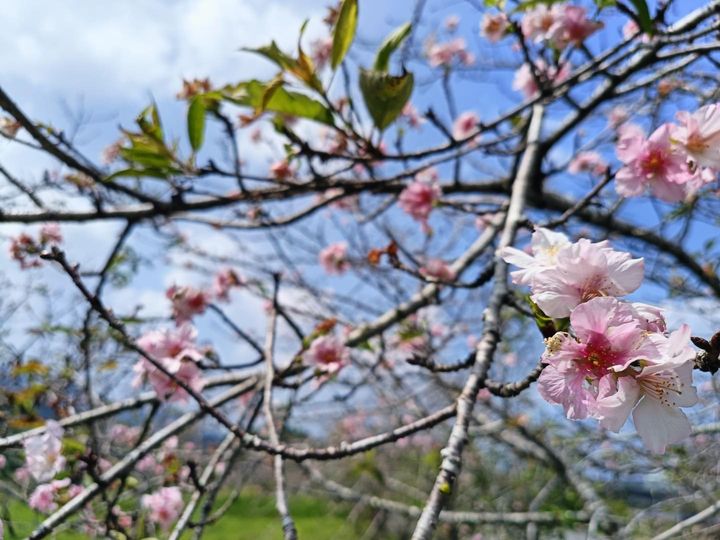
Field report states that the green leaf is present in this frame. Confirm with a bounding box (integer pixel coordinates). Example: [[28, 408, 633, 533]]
[[222, 80, 334, 125], [245, 41, 297, 72], [136, 104, 163, 141], [187, 96, 206, 153], [244, 40, 322, 91], [359, 68, 414, 131], [374, 22, 412, 72], [629, 0, 653, 34], [331, 0, 358, 69]]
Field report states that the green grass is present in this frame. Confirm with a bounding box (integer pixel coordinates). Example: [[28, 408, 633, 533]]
[[4, 490, 368, 539]]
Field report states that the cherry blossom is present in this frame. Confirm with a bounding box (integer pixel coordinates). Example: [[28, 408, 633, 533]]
[[548, 5, 602, 49], [521, 4, 561, 43], [9, 224, 63, 269], [399, 172, 442, 230], [304, 335, 350, 375], [444, 15, 459, 32], [270, 159, 293, 180], [615, 123, 694, 202], [607, 106, 630, 129], [133, 325, 205, 402], [319, 242, 350, 275], [480, 12, 509, 43], [594, 324, 697, 453], [166, 285, 210, 323], [426, 38, 474, 68], [452, 111, 480, 141], [142, 486, 184, 530], [671, 103, 720, 169], [23, 420, 65, 482], [568, 151, 608, 176], [419, 259, 456, 282], [28, 479, 82, 513], [401, 102, 425, 129], [213, 268, 243, 301], [0, 117, 21, 137], [310, 36, 333, 70], [538, 297, 660, 419], [530, 238, 644, 318], [499, 227, 571, 286]]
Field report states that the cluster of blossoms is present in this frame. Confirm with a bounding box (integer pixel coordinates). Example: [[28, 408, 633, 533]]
[[479, 4, 602, 100], [9, 223, 62, 269], [520, 4, 602, 49], [141, 486, 184, 530], [398, 168, 442, 232], [29, 478, 83, 513], [133, 324, 206, 401], [19, 421, 84, 513], [615, 104, 720, 202], [425, 37, 475, 68], [502, 228, 698, 453]]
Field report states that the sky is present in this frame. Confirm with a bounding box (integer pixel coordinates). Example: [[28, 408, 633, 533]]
[[1, 0, 719, 421]]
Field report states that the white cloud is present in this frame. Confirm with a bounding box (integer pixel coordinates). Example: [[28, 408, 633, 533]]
[[0, 0, 326, 106]]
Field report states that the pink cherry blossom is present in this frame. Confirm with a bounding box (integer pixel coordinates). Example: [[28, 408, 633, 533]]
[[0, 117, 21, 137], [568, 151, 608, 176], [213, 268, 243, 301], [133, 325, 205, 402], [399, 173, 442, 229], [9, 224, 63, 269], [445, 15, 460, 32], [426, 38, 473, 68], [419, 259, 456, 282], [166, 285, 210, 323], [615, 123, 695, 202], [607, 106, 630, 129], [530, 238, 644, 318], [672, 104, 720, 169], [319, 242, 350, 275], [270, 160, 293, 180], [548, 5, 603, 49], [594, 325, 698, 453], [521, 4, 562, 43], [310, 36, 333, 70], [538, 297, 660, 420], [29, 478, 74, 513], [480, 12, 509, 43], [401, 102, 425, 129], [623, 20, 639, 40], [39, 223, 62, 244], [452, 111, 480, 141], [23, 420, 65, 482], [513, 60, 570, 99], [499, 227, 571, 286], [304, 335, 350, 375], [142, 486, 184, 530]]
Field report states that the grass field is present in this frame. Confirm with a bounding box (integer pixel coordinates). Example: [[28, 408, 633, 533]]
[[3, 489, 371, 539]]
